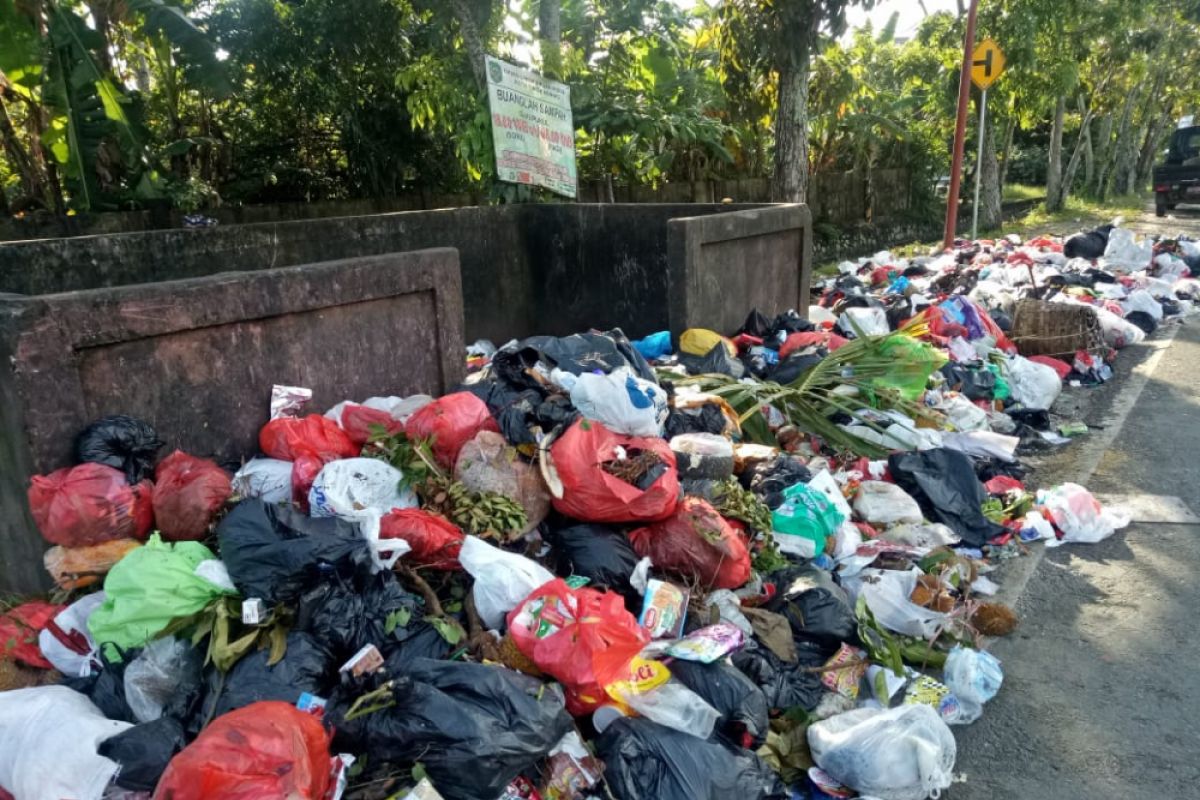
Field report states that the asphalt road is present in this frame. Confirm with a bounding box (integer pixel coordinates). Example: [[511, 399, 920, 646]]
[[947, 206, 1200, 799]]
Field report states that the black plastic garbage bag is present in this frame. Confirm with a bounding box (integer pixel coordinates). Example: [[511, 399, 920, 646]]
[[1126, 310, 1158, 335], [664, 403, 729, 438], [99, 716, 187, 791], [974, 456, 1027, 483], [679, 343, 746, 379], [467, 380, 579, 446], [1006, 408, 1051, 430], [63, 658, 136, 723], [765, 586, 859, 655], [550, 523, 642, 607], [1063, 224, 1114, 260], [738, 308, 773, 338], [889, 449, 1005, 547], [770, 310, 815, 338], [296, 570, 426, 662], [740, 456, 811, 509], [940, 363, 997, 401], [596, 717, 788, 800], [217, 499, 373, 606], [198, 631, 334, 724], [381, 624, 454, 674], [668, 659, 769, 749], [770, 351, 824, 385], [329, 658, 572, 800], [731, 639, 827, 712], [523, 329, 656, 382], [74, 415, 163, 484]]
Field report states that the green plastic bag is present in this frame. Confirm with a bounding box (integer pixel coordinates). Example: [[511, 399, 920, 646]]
[[771, 482, 845, 557], [88, 534, 237, 660], [870, 335, 948, 401], [986, 363, 1010, 401]]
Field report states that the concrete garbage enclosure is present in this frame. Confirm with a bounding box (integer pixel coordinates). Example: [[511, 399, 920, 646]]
[[0, 202, 811, 592]]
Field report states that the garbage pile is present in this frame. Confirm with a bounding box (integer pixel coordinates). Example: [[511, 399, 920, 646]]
[[0, 228, 1173, 800]]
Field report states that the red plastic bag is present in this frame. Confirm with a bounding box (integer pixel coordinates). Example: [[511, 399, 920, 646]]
[[0, 601, 63, 669], [153, 701, 333, 800], [259, 414, 358, 462], [152, 451, 232, 540], [780, 331, 850, 358], [340, 403, 404, 446], [405, 392, 500, 469], [27, 463, 154, 547], [380, 509, 464, 570], [507, 579, 649, 716], [550, 420, 679, 524], [629, 497, 751, 590], [291, 453, 325, 511]]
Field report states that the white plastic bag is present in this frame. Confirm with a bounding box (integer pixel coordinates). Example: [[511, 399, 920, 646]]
[[38, 592, 106, 678], [325, 394, 433, 425], [935, 394, 990, 432], [1120, 289, 1164, 321], [1091, 302, 1146, 348], [309, 458, 417, 567], [1040, 483, 1131, 547], [1005, 355, 1062, 410], [1102, 228, 1153, 269], [941, 430, 1019, 463], [807, 704, 956, 800], [879, 522, 960, 549], [570, 367, 668, 437], [853, 481, 923, 526], [0, 686, 133, 800], [124, 636, 203, 723], [231, 458, 293, 504], [458, 535, 554, 629], [839, 306, 890, 337], [848, 568, 948, 638], [943, 645, 1003, 725], [1020, 510, 1056, 542]]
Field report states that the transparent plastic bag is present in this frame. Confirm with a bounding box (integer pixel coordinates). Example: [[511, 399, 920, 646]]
[[852, 481, 923, 526], [124, 636, 203, 723], [807, 704, 956, 800], [943, 646, 1003, 725], [231, 458, 294, 504], [1040, 483, 1131, 547]]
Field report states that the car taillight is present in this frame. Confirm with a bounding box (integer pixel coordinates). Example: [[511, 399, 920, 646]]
[[1156, 185, 1170, 192]]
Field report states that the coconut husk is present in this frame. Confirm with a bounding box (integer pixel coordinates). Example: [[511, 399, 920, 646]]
[[972, 602, 1019, 636]]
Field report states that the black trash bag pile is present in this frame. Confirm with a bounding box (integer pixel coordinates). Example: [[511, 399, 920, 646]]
[[889, 448, 1005, 547], [550, 523, 643, 608], [99, 717, 188, 792], [329, 658, 573, 800], [596, 717, 788, 800]]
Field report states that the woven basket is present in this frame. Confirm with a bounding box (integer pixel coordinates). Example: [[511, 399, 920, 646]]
[[1010, 299, 1104, 358]]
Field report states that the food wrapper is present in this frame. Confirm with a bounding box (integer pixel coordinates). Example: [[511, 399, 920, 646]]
[[820, 643, 867, 698]]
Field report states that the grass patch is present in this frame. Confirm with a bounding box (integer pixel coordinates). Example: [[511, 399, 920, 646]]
[[1002, 183, 1045, 202]]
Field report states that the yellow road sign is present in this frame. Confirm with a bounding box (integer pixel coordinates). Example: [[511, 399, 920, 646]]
[[971, 39, 1006, 91]]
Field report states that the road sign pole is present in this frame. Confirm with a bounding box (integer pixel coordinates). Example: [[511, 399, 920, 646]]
[[943, 0, 981, 249], [972, 88, 987, 240]]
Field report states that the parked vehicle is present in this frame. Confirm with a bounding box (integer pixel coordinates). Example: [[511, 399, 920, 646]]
[[1153, 126, 1200, 217]]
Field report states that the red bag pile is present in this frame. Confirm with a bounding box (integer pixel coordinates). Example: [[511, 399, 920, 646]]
[[27, 463, 154, 546], [152, 451, 232, 540], [549, 420, 679, 524], [405, 392, 500, 469], [153, 701, 333, 800], [0, 601, 64, 669], [340, 403, 404, 446], [379, 509, 464, 570], [259, 414, 358, 462], [507, 579, 649, 716], [629, 497, 751, 590], [259, 414, 359, 510]]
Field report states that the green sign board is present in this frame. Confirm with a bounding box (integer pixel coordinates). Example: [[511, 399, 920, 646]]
[[485, 55, 577, 198]]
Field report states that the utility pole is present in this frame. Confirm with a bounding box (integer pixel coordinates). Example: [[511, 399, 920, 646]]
[[943, 0, 981, 249]]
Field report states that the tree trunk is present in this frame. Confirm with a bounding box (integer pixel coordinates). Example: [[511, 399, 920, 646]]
[[1091, 114, 1113, 197], [1102, 86, 1140, 201], [979, 116, 1002, 230], [1045, 95, 1066, 211], [998, 114, 1016, 188], [1136, 105, 1173, 189], [771, 57, 811, 203], [1082, 120, 1094, 191], [538, 0, 563, 79], [449, 0, 489, 92], [1060, 98, 1096, 203], [0, 92, 44, 204]]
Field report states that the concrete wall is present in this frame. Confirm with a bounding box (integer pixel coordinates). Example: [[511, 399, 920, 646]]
[[0, 249, 464, 593], [0, 203, 809, 344]]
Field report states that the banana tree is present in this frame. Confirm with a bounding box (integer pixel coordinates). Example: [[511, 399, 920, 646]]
[[0, 0, 226, 211]]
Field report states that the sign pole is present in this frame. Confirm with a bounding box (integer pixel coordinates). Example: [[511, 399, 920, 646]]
[[943, 0, 980, 250], [972, 88, 987, 240]]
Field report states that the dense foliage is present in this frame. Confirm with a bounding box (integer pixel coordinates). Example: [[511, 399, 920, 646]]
[[0, 0, 1198, 216]]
